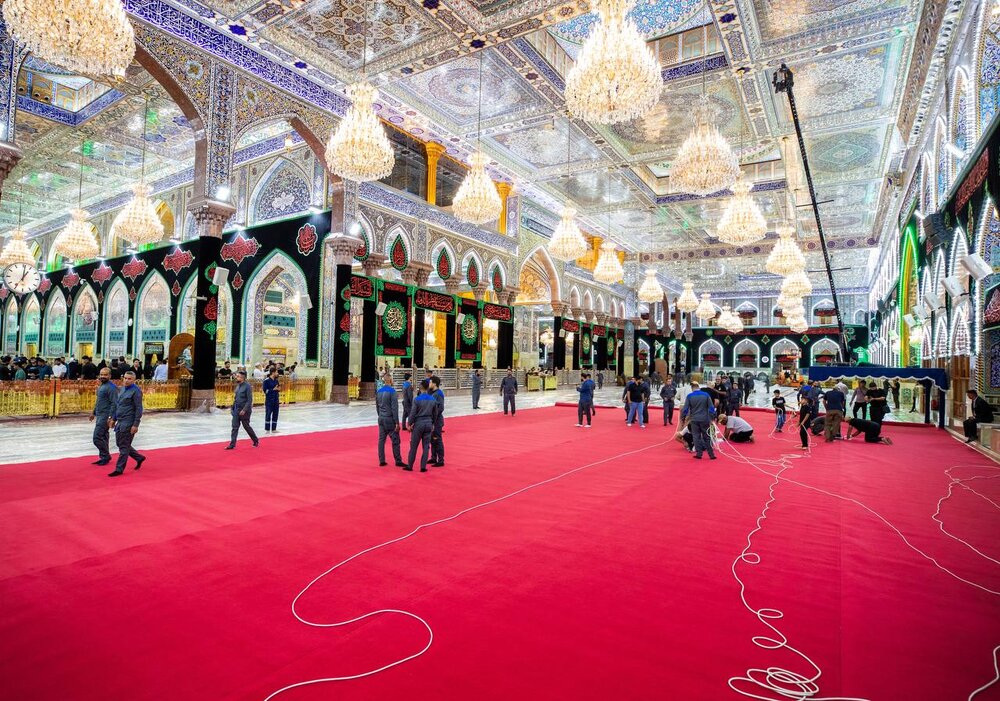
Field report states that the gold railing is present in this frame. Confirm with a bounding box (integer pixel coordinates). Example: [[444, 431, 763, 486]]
[[0, 379, 191, 419], [214, 377, 328, 407], [348, 376, 360, 400]]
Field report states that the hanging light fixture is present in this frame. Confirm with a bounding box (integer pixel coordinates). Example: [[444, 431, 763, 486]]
[[782, 269, 813, 298], [788, 316, 809, 334], [325, 1, 394, 183], [766, 222, 807, 275], [3, 0, 135, 79], [53, 143, 99, 262], [112, 96, 164, 247], [695, 292, 715, 322], [0, 187, 37, 270], [730, 315, 745, 334], [564, 0, 662, 125], [548, 115, 588, 261], [636, 210, 663, 303], [453, 51, 503, 225], [717, 304, 736, 330], [717, 174, 766, 245], [594, 241, 624, 284], [776, 290, 802, 313], [783, 301, 806, 321], [677, 281, 699, 312], [670, 64, 739, 196]]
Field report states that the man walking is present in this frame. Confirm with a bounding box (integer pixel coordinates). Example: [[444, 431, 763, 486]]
[[500, 368, 518, 416], [596, 370, 604, 390], [401, 372, 413, 431], [108, 370, 145, 477], [376, 376, 406, 467], [822, 382, 846, 442], [471, 369, 482, 410], [429, 375, 445, 467], [405, 379, 436, 472], [89, 366, 118, 466], [576, 372, 595, 427], [660, 376, 677, 426], [640, 374, 652, 424], [681, 382, 717, 459], [226, 370, 259, 449], [625, 376, 646, 428], [263, 366, 280, 432]]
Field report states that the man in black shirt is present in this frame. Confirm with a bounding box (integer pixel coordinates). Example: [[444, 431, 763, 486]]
[[217, 360, 233, 379], [846, 417, 893, 445], [822, 385, 846, 442], [772, 390, 787, 432], [80, 356, 99, 380]]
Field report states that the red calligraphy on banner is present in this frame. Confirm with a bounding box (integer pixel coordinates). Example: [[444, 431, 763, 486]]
[[482, 303, 512, 322], [415, 289, 455, 313], [296, 223, 318, 256], [91, 262, 113, 284], [163, 248, 195, 274], [122, 257, 148, 281], [62, 271, 81, 291], [350, 275, 374, 299], [220, 234, 261, 265], [561, 319, 580, 333]]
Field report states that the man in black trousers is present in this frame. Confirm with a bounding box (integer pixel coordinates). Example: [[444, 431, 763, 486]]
[[964, 389, 995, 444], [108, 371, 146, 477], [226, 370, 259, 449], [499, 368, 518, 416]]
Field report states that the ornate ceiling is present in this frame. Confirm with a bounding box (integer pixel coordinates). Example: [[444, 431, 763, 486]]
[[3, 0, 927, 297]]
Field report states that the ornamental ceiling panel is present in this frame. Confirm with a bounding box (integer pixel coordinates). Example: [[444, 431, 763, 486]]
[[549, 0, 705, 47], [750, 0, 909, 46], [803, 126, 888, 184], [486, 116, 604, 169]]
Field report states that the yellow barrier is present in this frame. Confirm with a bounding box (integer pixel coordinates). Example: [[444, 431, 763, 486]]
[[0, 379, 191, 418], [214, 377, 328, 407], [348, 376, 360, 400]]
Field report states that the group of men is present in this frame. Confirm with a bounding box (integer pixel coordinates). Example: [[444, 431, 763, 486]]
[[377, 369, 447, 472], [789, 380, 893, 449], [89, 367, 147, 477]]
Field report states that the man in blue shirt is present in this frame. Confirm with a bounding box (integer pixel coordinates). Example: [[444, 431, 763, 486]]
[[401, 372, 413, 430], [226, 370, 259, 449], [89, 366, 118, 465], [681, 382, 717, 460], [108, 370, 145, 477], [822, 384, 846, 442], [576, 372, 595, 427], [375, 376, 405, 467], [429, 376, 445, 467], [262, 367, 280, 432]]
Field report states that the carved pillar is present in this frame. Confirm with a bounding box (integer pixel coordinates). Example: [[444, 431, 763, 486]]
[[328, 235, 363, 403], [425, 142, 447, 206], [584, 310, 595, 323], [187, 199, 237, 410], [496, 181, 513, 234], [359, 254, 386, 400], [472, 283, 490, 301], [402, 262, 433, 370], [551, 301, 568, 370], [200, 64, 236, 201]]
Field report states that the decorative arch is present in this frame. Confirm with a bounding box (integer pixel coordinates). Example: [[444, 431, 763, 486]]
[[933, 249, 946, 299], [44, 289, 68, 356], [516, 245, 562, 305], [242, 249, 309, 364], [853, 308, 867, 325], [488, 259, 506, 294], [771, 338, 800, 360], [949, 226, 970, 288], [232, 114, 328, 165], [353, 211, 374, 262], [610, 298, 620, 318], [569, 285, 582, 309], [810, 338, 841, 364], [596, 293, 607, 314], [3, 295, 19, 354], [178, 275, 234, 360], [103, 278, 129, 359], [249, 157, 313, 225], [698, 339, 723, 367], [733, 338, 760, 367], [583, 289, 594, 311], [430, 240, 457, 283], [934, 313, 950, 358], [461, 250, 484, 288], [811, 298, 835, 325], [134, 272, 171, 352], [20, 294, 40, 355], [71, 284, 99, 353], [952, 301, 971, 356], [385, 226, 411, 271], [974, 0, 1000, 136]]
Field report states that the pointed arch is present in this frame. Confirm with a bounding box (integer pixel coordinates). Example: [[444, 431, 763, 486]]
[[934, 314, 950, 358], [385, 225, 411, 271], [487, 258, 506, 294], [519, 245, 561, 304], [233, 114, 328, 165], [698, 339, 723, 367], [733, 338, 760, 367], [595, 293, 607, 314], [249, 157, 313, 225], [352, 211, 374, 262], [134, 272, 171, 352], [974, 0, 1000, 137], [568, 285, 582, 309], [44, 289, 68, 356], [583, 289, 594, 311], [933, 249, 946, 299], [103, 278, 130, 359], [71, 284, 99, 354], [810, 338, 841, 363], [429, 239, 457, 284], [951, 67, 972, 170], [242, 249, 309, 364], [610, 298, 619, 318], [3, 295, 19, 354], [20, 294, 40, 355], [461, 250, 484, 288], [949, 225, 970, 288]]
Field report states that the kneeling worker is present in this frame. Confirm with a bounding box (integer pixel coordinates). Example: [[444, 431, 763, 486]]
[[719, 414, 754, 443], [845, 417, 893, 445]]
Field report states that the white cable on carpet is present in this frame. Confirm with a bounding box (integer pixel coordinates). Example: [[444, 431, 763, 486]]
[[715, 436, 1000, 700], [264, 439, 671, 701]]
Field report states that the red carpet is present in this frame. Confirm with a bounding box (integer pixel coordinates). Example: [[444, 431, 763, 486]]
[[1, 407, 999, 700]]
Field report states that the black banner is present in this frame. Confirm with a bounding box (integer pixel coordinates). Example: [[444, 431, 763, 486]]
[[607, 327, 618, 368], [455, 298, 482, 362], [415, 288, 456, 314], [350, 274, 376, 301], [482, 302, 513, 322], [580, 322, 593, 367], [377, 280, 412, 357]]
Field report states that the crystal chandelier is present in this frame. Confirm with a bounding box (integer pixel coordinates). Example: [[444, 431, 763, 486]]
[[776, 291, 802, 313], [730, 315, 745, 333], [564, 0, 662, 125], [788, 316, 809, 334], [695, 292, 715, 322], [671, 95, 739, 196], [766, 222, 807, 275], [112, 98, 164, 247], [54, 209, 100, 262], [453, 51, 503, 225], [326, 81, 394, 183], [717, 173, 766, 245], [548, 205, 588, 261], [783, 301, 806, 321], [594, 241, 624, 284], [0, 188, 36, 269], [717, 304, 735, 330], [637, 268, 664, 303], [782, 270, 813, 298], [677, 281, 699, 312], [3, 0, 135, 79]]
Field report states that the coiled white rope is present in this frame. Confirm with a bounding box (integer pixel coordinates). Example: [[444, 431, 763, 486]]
[[264, 439, 671, 701]]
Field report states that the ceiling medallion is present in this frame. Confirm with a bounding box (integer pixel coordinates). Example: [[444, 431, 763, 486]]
[[766, 222, 807, 275], [325, 81, 395, 182], [717, 173, 766, 245], [670, 95, 739, 196], [676, 281, 699, 313], [593, 241, 624, 284], [0, 228, 36, 269], [112, 181, 164, 247], [453, 151, 503, 225], [3, 0, 135, 78], [53, 209, 100, 262], [548, 205, 588, 261], [637, 268, 664, 304], [695, 292, 715, 322], [564, 0, 662, 124]]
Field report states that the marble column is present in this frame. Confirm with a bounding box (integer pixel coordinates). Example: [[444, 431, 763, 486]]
[[328, 235, 363, 403], [551, 301, 568, 370], [425, 142, 447, 206], [472, 283, 490, 301], [495, 181, 513, 234]]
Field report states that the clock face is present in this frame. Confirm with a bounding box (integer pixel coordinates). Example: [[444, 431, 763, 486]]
[[3, 263, 41, 294]]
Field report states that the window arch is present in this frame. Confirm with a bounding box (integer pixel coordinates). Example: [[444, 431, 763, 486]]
[[21, 295, 40, 355], [934, 314, 950, 358], [952, 302, 971, 356], [103, 279, 129, 359], [249, 157, 312, 225], [384, 226, 411, 271], [71, 284, 99, 356], [134, 273, 171, 352], [698, 339, 723, 367], [44, 290, 68, 357], [810, 338, 840, 364], [3, 296, 18, 354]]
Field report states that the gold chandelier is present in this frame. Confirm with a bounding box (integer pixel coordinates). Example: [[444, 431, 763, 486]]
[[677, 281, 699, 312], [112, 98, 164, 247], [695, 292, 716, 322], [548, 205, 588, 261], [0, 228, 35, 269], [717, 304, 736, 330], [3, 0, 135, 79], [453, 51, 503, 226], [593, 241, 623, 284], [564, 0, 662, 125], [776, 291, 802, 313], [766, 222, 806, 275], [717, 173, 766, 245], [637, 268, 663, 303], [671, 95, 739, 196], [788, 315, 809, 333], [782, 301, 806, 321], [325, 81, 395, 182], [54, 209, 100, 262], [782, 270, 813, 298]]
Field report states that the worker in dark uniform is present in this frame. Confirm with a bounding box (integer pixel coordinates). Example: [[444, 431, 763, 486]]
[[596, 370, 604, 390], [726, 381, 742, 417], [376, 375, 406, 467], [226, 370, 259, 449], [499, 368, 518, 415], [576, 372, 595, 427], [405, 379, 437, 472], [640, 374, 652, 424], [660, 375, 677, 426], [108, 370, 145, 477], [263, 366, 280, 432], [401, 372, 413, 431], [429, 375, 445, 467], [90, 366, 118, 465], [471, 369, 482, 409]]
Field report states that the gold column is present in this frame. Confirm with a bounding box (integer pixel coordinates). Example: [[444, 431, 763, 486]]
[[425, 142, 447, 206], [496, 181, 512, 234]]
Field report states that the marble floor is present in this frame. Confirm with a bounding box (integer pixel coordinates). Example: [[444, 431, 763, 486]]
[[0, 381, 930, 465]]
